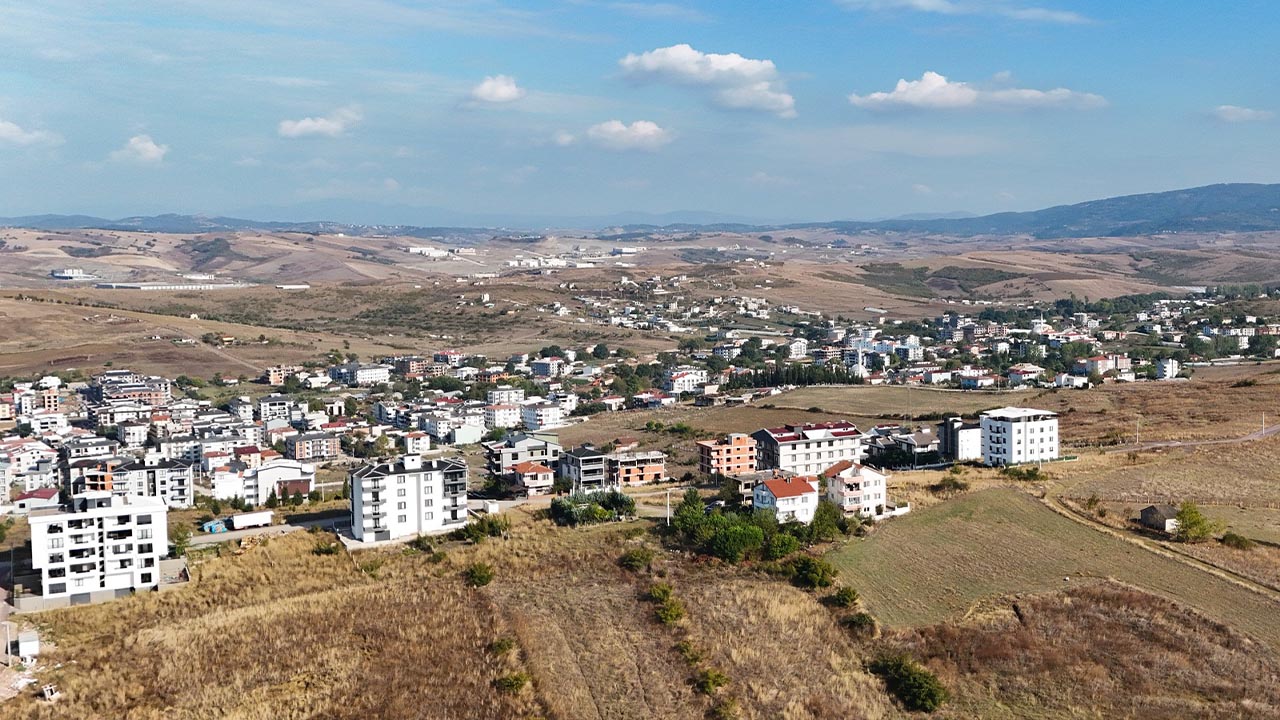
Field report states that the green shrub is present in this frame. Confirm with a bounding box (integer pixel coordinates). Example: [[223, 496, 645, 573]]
[[841, 611, 876, 634], [464, 562, 495, 587], [489, 637, 516, 656], [709, 698, 740, 720], [789, 556, 837, 590], [825, 586, 860, 608], [708, 524, 765, 563], [655, 598, 686, 626], [765, 532, 801, 560], [1221, 531, 1256, 551], [675, 639, 703, 665], [930, 476, 970, 494], [311, 541, 340, 556], [456, 514, 510, 544], [869, 653, 948, 712], [493, 672, 530, 694], [648, 582, 675, 603], [694, 667, 730, 695], [619, 547, 655, 571]]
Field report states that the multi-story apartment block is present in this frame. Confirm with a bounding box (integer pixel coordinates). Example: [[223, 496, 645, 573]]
[[696, 433, 758, 477], [609, 451, 666, 486], [349, 455, 468, 541], [27, 492, 168, 601], [561, 445, 611, 493], [530, 357, 565, 378], [937, 417, 983, 462], [823, 461, 889, 517], [521, 402, 563, 431], [663, 365, 708, 395], [487, 385, 526, 405], [286, 432, 340, 461], [433, 350, 466, 367], [752, 422, 865, 476], [211, 458, 315, 506], [264, 365, 303, 386], [484, 404, 523, 429], [89, 370, 172, 407], [753, 476, 820, 525], [980, 407, 1059, 466], [111, 455, 196, 508], [257, 393, 295, 422], [329, 363, 393, 386], [483, 433, 563, 476]]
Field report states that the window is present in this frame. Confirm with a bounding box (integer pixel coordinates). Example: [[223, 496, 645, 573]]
[[139, 528, 152, 539], [424, 498, 434, 507], [137, 514, 152, 525], [397, 488, 406, 497], [397, 515, 407, 523], [74, 578, 85, 588], [141, 573, 152, 584], [397, 502, 407, 510], [49, 537, 64, 549], [48, 583, 65, 594]]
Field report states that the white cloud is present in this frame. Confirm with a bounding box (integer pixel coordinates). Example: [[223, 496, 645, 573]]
[[470, 74, 526, 104], [837, 0, 1091, 24], [1212, 105, 1274, 123], [110, 134, 169, 163], [586, 120, 671, 151], [912, 183, 934, 195], [552, 130, 577, 146], [850, 71, 1105, 110], [0, 118, 61, 146], [619, 43, 796, 118], [278, 105, 362, 137]]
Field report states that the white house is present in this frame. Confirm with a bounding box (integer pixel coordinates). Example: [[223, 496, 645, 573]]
[[212, 458, 316, 506], [753, 476, 820, 525], [403, 431, 432, 456], [349, 455, 469, 542], [1156, 358, 1181, 380], [663, 365, 708, 395], [823, 461, 892, 518], [27, 492, 169, 601], [980, 407, 1059, 466]]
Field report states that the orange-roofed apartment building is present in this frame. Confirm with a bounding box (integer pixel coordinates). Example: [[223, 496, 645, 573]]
[[752, 476, 821, 525], [508, 460, 555, 496], [696, 433, 758, 477]]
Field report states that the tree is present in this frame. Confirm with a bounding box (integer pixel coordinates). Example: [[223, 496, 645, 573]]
[[171, 524, 193, 557], [343, 397, 359, 417], [265, 488, 279, 509], [290, 491, 304, 507], [592, 343, 610, 359], [1173, 501, 1222, 543]]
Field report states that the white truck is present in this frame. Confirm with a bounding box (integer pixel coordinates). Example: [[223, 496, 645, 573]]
[[229, 510, 274, 530]]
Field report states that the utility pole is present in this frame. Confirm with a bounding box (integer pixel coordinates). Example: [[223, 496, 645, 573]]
[[665, 488, 671, 527]]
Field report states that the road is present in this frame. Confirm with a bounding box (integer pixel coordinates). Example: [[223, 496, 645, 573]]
[[157, 323, 264, 375], [1105, 421, 1280, 454]]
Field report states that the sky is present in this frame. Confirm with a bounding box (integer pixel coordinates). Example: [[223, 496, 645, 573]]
[[0, 0, 1278, 225]]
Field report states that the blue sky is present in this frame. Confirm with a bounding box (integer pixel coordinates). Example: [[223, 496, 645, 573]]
[[0, 0, 1277, 224]]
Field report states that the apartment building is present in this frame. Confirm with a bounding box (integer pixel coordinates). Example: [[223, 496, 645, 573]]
[[696, 433, 758, 477], [980, 407, 1059, 466], [530, 357, 565, 378], [211, 458, 315, 506], [483, 433, 563, 476], [751, 422, 865, 476], [349, 455, 468, 542], [823, 461, 889, 517], [27, 492, 168, 601], [561, 445, 611, 493], [610, 451, 666, 486], [257, 393, 295, 422], [937, 417, 983, 462], [484, 404, 523, 429], [486, 385, 526, 405], [286, 432, 340, 461], [663, 365, 708, 395], [521, 402, 563, 431], [111, 455, 196, 508], [330, 362, 393, 386]]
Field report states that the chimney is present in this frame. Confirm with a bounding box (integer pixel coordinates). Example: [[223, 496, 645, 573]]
[[403, 454, 423, 471]]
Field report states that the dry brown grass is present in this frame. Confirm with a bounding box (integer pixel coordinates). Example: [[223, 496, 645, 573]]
[[887, 582, 1280, 719]]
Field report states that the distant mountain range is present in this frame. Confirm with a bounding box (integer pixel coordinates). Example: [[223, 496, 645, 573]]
[[4, 183, 1280, 238]]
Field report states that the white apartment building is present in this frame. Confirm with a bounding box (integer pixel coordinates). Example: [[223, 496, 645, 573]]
[[824, 462, 890, 517], [330, 362, 393, 386], [112, 455, 196, 508], [486, 385, 526, 405], [28, 492, 168, 601], [981, 407, 1059, 466], [753, 476, 820, 525], [663, 365, 709, 395], [211, 458, 316, 506], [484, 404, 523, 429], [521, 402, 564, 431], [1156, 358, 1181, 380], [349, 455, 468, 542], [751, 422, 866, 476]]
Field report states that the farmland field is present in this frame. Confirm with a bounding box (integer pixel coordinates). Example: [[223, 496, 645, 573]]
[[765, 385, 1042, 419], [828, 489, 1280, 648]]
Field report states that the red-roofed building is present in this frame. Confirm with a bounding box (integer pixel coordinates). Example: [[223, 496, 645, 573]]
[[751, 422, 864, 476], [508, 460, 555, 496], [752, 476, 820, 524], [14, 487, 59, 514]]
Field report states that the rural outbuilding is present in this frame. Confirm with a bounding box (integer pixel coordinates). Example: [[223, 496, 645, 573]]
[[1139, 504, 1180, 534]]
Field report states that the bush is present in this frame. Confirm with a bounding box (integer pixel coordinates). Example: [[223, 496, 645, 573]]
[[675, 639, 702, 665], [694, 667, 730, 695], [654, 598, 686, 626], [841, 611, 876, 634], [1221, 531, 1256, 551], [929, 475, 969, 495], [464, 562, 495, 587], [493, 672, 529, 694], [488, 637, 516, 656], [311, 541, 340, 556], [550, 490, 636, 526], [708, 523, 765, 563], [648, 582, 675, 603], [789, 556, 837, 590], [618, 547, 655, 571], [709, 698, 740, 720], [765, 532, 801, 560], [869, 653, 948, 713], [825, 586, 860, 608], [457, 514, 510, 544]]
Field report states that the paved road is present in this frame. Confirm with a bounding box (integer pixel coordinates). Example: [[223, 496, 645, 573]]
[[1105, 422, 1280, 454]]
